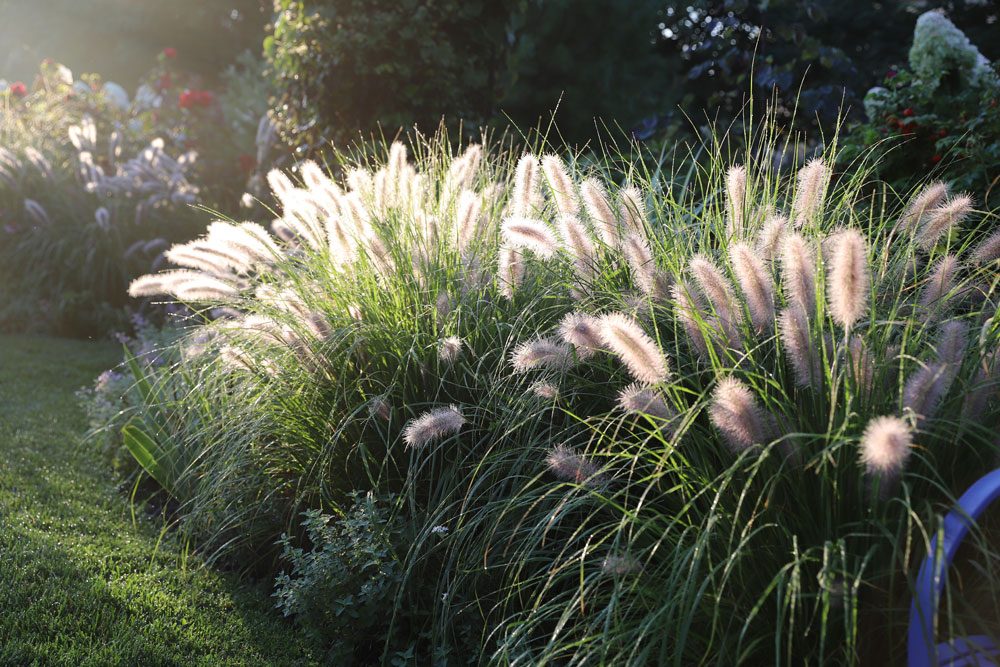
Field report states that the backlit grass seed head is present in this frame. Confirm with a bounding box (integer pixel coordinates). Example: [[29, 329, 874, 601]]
[[455, 189, 482, 253], [501, 217, 560, 259], [511, 154, 541, 218], [709, 376, 775, 452], [970, 230, 1000, 266], [779, 306, 820, 388], [899, 181, 948, 232], [827, 229, 870, 329], [757, 214, 788, 261], [917, 194, 973, 251], [903, 361, 950, 424], [368, 395, 391, 421], [725, 164, 747, 237], [581, 178, 620, 246], [541, 154, 578, 216], [618, 184, 647, 236], [860, 415, 913, 477], [558, 312, 603, 359], [689, 255, 741, 335], [623, 233, 662, 298], [617, 383, 675, 422], [545, 444, 604, 488], [531, 381, 560, 400], [848, 335, 874, 392], [781, 232, 818, 315], [439, 336, 464, 364], [498, 246, 525, 299], [511, 337, 573, 373], [792, 158, 831, 228], [403, 405, 465, 448], [599, 312, 670, 385], [918, 254, 958, 310], [730, 242, 775, 330], [937, 320, 969, 367], [557, 214, 596, 281], [672, 279, 710, 356]]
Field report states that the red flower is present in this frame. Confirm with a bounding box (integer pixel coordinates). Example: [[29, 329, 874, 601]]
[[178, 89, 214, 109], [163, 47, 177, 59], [238, 153, 257, 174], [931, 154, 942, 164], [902, 108, 914, 117], [9, 81, 27, 98], [885, 67, 898, 80], [938, 129, 948, 138]]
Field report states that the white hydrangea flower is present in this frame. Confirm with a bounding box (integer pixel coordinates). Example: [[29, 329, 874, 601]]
[[908, 10, 997, 92]]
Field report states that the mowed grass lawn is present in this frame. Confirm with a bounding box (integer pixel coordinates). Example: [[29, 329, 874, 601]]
[[0, 335, 316, 666]]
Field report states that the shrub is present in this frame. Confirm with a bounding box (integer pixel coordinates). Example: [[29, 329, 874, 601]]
[[98, 125, 998, 662], [841, 11, 1000, 207], [0, 54, 275, 336], [264, 0, 670, 152]]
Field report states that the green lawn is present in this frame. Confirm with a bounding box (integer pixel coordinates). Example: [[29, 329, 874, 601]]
[[0, 335, 316, 666]]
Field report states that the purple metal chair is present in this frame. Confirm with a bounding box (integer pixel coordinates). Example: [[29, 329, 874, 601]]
[[909, 469, 1000, 667]]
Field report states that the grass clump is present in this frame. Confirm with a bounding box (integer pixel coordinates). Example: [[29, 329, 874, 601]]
[[96, 121, 999, 663]]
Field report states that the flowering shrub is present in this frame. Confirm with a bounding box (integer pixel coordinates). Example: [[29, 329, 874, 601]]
[[93, 128, 998, 662], [0, 54, 278, 335], [842, 11, 1000, 207]]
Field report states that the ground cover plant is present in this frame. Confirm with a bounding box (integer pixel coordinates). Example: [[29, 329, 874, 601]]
[[92, 117, 1000, 663], [0, 334, 316, 665]]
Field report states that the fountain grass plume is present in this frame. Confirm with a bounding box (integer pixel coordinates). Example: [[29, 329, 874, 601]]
[[541, 154, 578, 216], [599, 312, 670, 385], [730, 242, 775, 330], [581, 178, 620, 246], [402, 405, 466, 448], [917, 194, 973, 251], [501, 217, 560, 259], [511, 337, 573, 373], [826, 229, 870, 330], [558, 312, 603, 359], [791, 158, 831, 228], [725, 164, 747, 238], [781, 232, 818, 315], [709, 376, 776, 452]]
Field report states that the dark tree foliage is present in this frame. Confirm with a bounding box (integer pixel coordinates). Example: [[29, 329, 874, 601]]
[[265, 0, 673, 153], [652, 0, 1000, 133]]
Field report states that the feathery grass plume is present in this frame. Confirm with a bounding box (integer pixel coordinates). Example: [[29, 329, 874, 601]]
[[709, 376, 776, 452], [439, 336, 464, 364], [599, 312, 670, 385], [917, 194, 973, 251], [617, 383, 676, 423], [164, 245, 240, 276], [266, 168, 296, 204], [757, 214, 789, 261], [208, 221, 281, 262], [510, 337, 573, 373], [511, 154, 541, 218], [581, 178, 620, 246], [128, 274, 167, 298], [672, 279, 710, 356], [545, 444, 605, 488], [541, 154, 578, 216], [436, 290, 451, 322], [848, 335, 874, 392], [23, 199, 50, 226], [899, 181, 948, 232], [623, 233, 664, 299], [618, 184, 646, 236], [730, 242, 775, 330], [780, 232, 818, 315], [530, 381, 560, 400], [725, 165, 747, 238], [497, 246, 525, 299], [903, 361, 950, 424], [558, 312, 603, 359], [299, 159, 336, 193], [937, 320, 969, 367], [501, 217, 560, 259], [860, 415, 913, 478], [557, 214, 597, 282], [368, 395, 391, 421], [918, 254, 958, 310], [779, 306, 820, 388], [970, 230, 1000, 266], [962, 349, 998, 422], [791, 158, 831, 228], [402, 405, 465, 448], [826, 229, 870, 329], [454, 189, 482, 254], [689, 255, 741, 341]]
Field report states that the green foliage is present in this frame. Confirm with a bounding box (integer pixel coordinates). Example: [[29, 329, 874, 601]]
[[841, 12, 1000, 207], [0, 334, 316, 665], [264, 0, 671, 151], [274, 495, 406, 663]]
